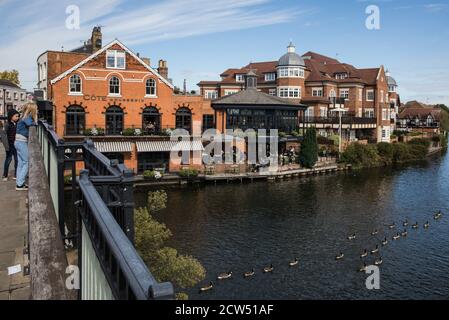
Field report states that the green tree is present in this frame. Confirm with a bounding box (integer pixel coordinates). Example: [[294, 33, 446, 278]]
[[299, 127, 318, 168], [135, 191, 206, 300], [0, 70, 20, 86]]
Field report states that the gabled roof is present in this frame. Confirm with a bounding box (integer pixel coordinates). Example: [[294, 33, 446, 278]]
[[302, 51, 340, 65], [0, 79, 21, 88], [399, 107, 442, 120], [50, 39, 174, 89]]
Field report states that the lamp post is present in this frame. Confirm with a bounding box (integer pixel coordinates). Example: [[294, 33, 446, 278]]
[[330, 107, 346, 154]]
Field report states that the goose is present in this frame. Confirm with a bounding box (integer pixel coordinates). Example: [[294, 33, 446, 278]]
[[263, 264, 274, 273], [199, 281, 214, 292], [412, 222, 419, 229], [401, 229, 408, 237], [388, 223, 396, 229], [243, 269, 255, 278], [434, 211, 443, 220], [217, 271, 232, 280], [335, 252, 345, 260], [424, 221, 430, 229], [392, 233, 401, 240], [289, 258, 299, 267], [358, 262, 367, 272], [371, 245, 379, 255], [347, 234, 356, 240], [403, 219, 409, 227], [374, 257, 383, 266], [371, 230, 379, 236], [360, 249, 368, 258], [382, 237, 388, 246]]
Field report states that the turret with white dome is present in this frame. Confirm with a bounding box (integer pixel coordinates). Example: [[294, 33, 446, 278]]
[[386, 70, 398, 92]]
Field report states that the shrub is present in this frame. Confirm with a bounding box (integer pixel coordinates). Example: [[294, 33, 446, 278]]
[[377, 142, 394, 164], [392, 143, 411, 163], [407, 138, 431, 148], [64, 174, 73, 185], [300, 127, 318, 168], [179, 168, 199, 178], [340, 143, 380, 168], [122, 128, 137, 136], [84, 127, 104, 136]]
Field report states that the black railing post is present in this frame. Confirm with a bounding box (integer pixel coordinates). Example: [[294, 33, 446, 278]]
[[121, 168, 135, 243], [56, 140, 66, 236]]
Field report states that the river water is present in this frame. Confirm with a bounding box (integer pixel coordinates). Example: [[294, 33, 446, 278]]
[[135, 151, 449, 299]]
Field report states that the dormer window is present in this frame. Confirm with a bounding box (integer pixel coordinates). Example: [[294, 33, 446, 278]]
[[106, 50, 126, 69], [335, 73, 348, 80], [264, 73, 276, 82], [236, 74, 245, 82]]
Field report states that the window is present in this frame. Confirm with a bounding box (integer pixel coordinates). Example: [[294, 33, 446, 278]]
[[278, 67, 304, 78], [142, 107, 160, 134], [109, 76, 120, 95], [205, 90, 218, 100], [264, 73, 276, 82], [69, 74, 82, 93], [6, 91, 10, 99], [367, 90, 375, 101], [202, 114, 215, 132], [359, 88, 363, 102], [65, 105, 85, 135], [320, 107, 327, 117], [105, 106, 124, 135], [0, 90, 2, 98], [106, 50, 126, 69], [20, 93, 25, 101], [224, 89, 239, 96], [278, 87, 300, 98], [380, 90, 384, 103], [305, 107, 314, 121], [268, 88, 277, 96], [339, 89, 349, 100], [365, 109, 375, 118], [13, 92, 18, 100], [329, 89, 336, 98], [145, 78, 156, 96], [312, 88, 323, 97], [175, 107, 192, 133], [335, 73, 348, 79], [236, 74, 244, 82], [389, 85, 396, 92]]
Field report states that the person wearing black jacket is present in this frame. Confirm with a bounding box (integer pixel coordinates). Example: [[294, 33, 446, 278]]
[[1, 109, 20, 181]]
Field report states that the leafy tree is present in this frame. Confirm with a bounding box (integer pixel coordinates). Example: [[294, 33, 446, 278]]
[[0, 70, 20, 86], [299, 127, 318, 168], [135, 191, 206, 300]]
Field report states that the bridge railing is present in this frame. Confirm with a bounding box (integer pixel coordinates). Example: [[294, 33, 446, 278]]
[[36, 120, 173, 300]]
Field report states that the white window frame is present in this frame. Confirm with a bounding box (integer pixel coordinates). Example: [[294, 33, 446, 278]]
[[224, 89, 239, 96], [205, 90, 218, 100], [329, 89, 336, 98], [380, 90, 384, 103], [106, 50, 126, 69], [366, 89, 375, 101], [69, 74, 82, 95], [339, 89, 349, 100], [264, 73, 276, 82], [359, 88, 363, 102], [278, 86, 301, 99], [335, 73, 348, 80], [13, 92, 18, 100], [268, 88, 277, 96], [277, 67, 304, 78], [235, 74, 244, 82], [305, 107, 314, 120], [145, 78, 157, 97], [312, 87, 323, 97], [108, 76, 121, 96], [320, 106, 327, 117], [365, 108, 375, 118], [6, 91, 10, 99]]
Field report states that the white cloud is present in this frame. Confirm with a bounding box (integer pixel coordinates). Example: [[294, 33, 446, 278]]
[[0, 0, 301, 90]]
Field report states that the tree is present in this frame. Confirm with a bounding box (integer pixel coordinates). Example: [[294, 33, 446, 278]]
[[0, 70, 20, 86], [299, 127, 318, 168], [135, 191, 206, 300]]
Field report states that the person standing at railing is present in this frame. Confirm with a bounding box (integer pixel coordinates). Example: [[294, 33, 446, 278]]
[[14, 103, 37, 191], [1, 109, 20, 181]]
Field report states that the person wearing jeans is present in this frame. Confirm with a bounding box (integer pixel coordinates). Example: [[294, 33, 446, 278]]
[[1, 109, 20, 181], [14, 103, 37, 191]]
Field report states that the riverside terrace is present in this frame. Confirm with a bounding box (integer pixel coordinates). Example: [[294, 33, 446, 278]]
[[0, 120, 173, 300]]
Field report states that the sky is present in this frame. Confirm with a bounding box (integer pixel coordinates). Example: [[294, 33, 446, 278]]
[[0, 0, 448, 104]]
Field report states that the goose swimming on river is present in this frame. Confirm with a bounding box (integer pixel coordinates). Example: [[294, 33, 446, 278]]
[[348, 234, 356, 240], [382, 237, 388, 246], [199, 281, 214, 292], [360, 249, 368, 258], [243, 269, 255, 278], [289, 258, 299, 267], [389, 223, 396, 229], [393, 233, 401, 240], [358, 262, 367, 272], [335, 252, 345, 260], [217, 271, 232, 280], [403, 219, 409, 227], [424, 221, 430, 229], [263, 264, 274, 273], [371, 245, 379, 254], [371, 230, 379, 236], [374, 257, 383, 266], [434, 211, 443, 220], [401, 229, 408, 237], [412, 222, 419, 229]]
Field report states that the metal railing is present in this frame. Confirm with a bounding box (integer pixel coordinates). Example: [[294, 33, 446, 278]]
[[36, 120, 173, 300], [64, 125, 181, 137], [301, 116, 377, 125]]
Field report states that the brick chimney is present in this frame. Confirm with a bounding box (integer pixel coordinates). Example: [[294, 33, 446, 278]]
[[142, 57, 151, 66], [157, 60, 168, 79], [91, 26, 102, 52]]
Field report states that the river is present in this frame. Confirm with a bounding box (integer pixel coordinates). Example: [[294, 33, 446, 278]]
[[135, 151, 449, 299]]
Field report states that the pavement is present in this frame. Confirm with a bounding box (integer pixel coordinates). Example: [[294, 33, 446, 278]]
[[0, 147, 31, 300]]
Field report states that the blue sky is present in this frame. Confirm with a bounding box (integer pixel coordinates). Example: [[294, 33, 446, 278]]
[[0, 0, 448, 104]]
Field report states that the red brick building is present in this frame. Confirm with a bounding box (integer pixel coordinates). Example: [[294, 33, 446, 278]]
[[198, 42, 400, 143]]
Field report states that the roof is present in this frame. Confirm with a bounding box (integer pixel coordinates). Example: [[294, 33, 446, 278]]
[[50, 39, 174, 89], [302, 51, 340, 64], [399, 107, 442, 120], [387, 76, 397, 86], [0, 79, 21, 88], [278, 42, 305, 67], [212, 88, 307, 110]]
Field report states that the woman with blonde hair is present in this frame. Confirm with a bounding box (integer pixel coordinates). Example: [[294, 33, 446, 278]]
[[14, 102, 37, 191]]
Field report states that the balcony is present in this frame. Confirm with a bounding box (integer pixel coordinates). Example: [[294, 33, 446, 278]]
[[64, 125, 190, 137], [396, 121, 440, 129]]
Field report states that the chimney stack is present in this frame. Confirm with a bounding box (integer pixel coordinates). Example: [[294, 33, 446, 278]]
[[91, 26, 102, 52], [142, 57, 151, 66], [158, 60, 168, 79]]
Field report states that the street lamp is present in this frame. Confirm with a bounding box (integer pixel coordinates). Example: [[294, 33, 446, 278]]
[[330, 107, 346, 154]]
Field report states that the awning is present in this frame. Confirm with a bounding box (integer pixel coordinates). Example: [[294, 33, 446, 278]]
[[94, 141, 133, 153], [136, 140, 204, 152]]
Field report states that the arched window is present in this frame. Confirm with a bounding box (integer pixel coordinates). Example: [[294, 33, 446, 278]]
[[142, 107, 160, 134], [105, 106, 124, 135], [109, 76, 120, 95], [146, 78, 156, 96], [175, 107, 192, 133], [65, 105, 85, 135], [69, 74, 82, 93]]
